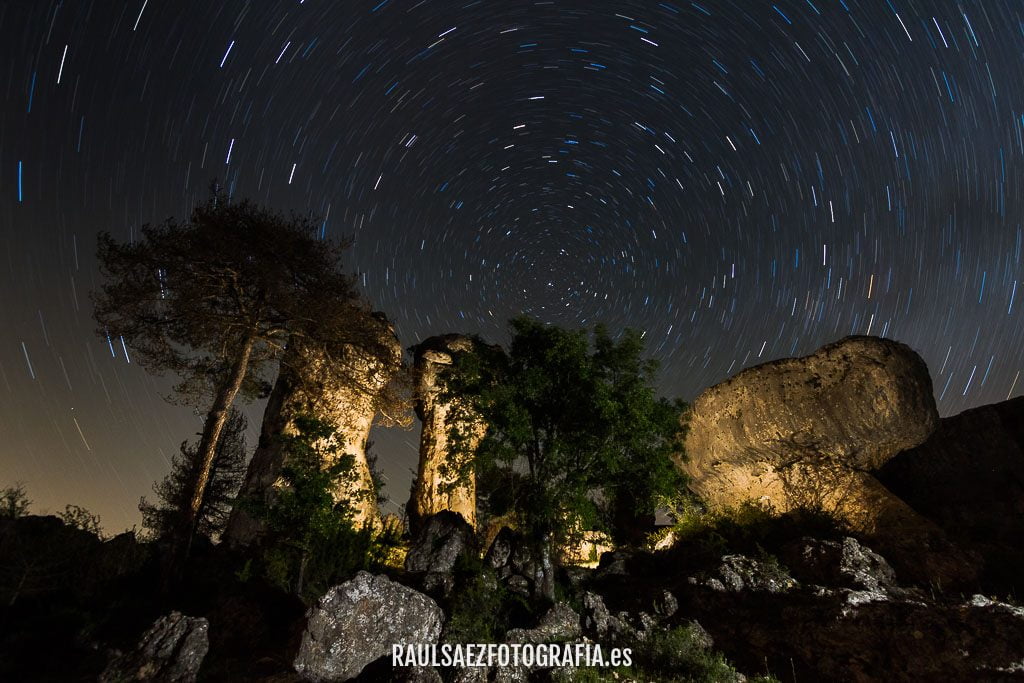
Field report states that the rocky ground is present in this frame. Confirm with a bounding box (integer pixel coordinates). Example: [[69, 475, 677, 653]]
[[3, 336, 1024, 682]]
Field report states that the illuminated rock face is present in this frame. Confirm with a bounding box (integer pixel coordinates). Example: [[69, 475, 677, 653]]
[[408, 335, 485, 532], [225, 318, 403, 545], [678, 336, 975, 586]]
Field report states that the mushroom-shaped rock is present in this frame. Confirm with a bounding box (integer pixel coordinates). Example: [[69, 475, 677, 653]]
[[226, 313, 404, 545], [293, 572, 444, 682], [679, 336, 975, 586], [408, 334, 489, 532]]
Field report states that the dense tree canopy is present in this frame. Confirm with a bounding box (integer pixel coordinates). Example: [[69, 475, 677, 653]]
[[443, 316, 686, 595]]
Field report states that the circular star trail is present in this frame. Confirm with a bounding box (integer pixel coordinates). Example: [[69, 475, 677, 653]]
[[1, 0, 1022, 530]]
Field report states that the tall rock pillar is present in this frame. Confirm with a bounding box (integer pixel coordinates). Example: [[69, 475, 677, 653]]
[[408, 335, 486, 533], [225, 315, 404, 546]]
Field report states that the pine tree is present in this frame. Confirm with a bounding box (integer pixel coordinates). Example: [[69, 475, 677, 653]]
[[139, 408, 248, 541]]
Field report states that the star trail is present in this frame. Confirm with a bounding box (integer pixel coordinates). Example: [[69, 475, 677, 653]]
[[1, 0, 1022, 531]]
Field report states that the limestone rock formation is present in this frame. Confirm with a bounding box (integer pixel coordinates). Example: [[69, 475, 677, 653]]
[[292, 571, 444, 682], [678, 335, 974, 585], [225, 313, 404, 544], [101, 612, 209, 683], [876, 395, 1024, 591], [408, 334, 488, 532]]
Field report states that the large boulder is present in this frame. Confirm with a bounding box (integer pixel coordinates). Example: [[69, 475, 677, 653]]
[[679, 335, 974, 586], [293, 572, 444, 682], [877, 396, 1024, 592], [101, 612, 209, 683]]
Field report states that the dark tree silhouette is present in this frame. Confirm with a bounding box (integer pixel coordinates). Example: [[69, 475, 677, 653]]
[[139, 408, 248, 541]]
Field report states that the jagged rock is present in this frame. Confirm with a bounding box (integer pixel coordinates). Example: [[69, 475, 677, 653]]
[[677, 571, 1024, 682], [101, 612, 209, 683], [484, 526, 515, 573], [293, 572, 444, 682], [506, 603, 581, 644], [405, 511, 474, 595], [678, 335, 975, 587], [580, 591, 613, 638], [483, 527, 552, 597], [693, 554, 799, 593], [781, 536, 896, 592], [877, 395, 1024, 591], [408, 335, 492, 532], [653, 589, 678, 618], [226, 314, 404, 544]]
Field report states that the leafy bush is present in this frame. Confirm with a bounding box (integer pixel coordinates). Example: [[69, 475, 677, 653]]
[[238, 415, 405, 603], [443, 553, 540, 644], [57, 504, 104, 538], [657, 493, 848, 560], [562, 624, 782, 682]]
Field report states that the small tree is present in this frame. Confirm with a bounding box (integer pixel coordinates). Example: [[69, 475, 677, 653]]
[[444, 316, 686, 598], [57, 505, 104, 538], [0, 483, 31, 519], [248, 416, 388, 601], [139, 408, 248, 541]]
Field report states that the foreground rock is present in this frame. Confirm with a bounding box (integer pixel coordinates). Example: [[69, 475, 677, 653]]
[[405, 510, 475, 595], [293, 572, 444, 682], [101, 612, 209, 683], [877, 395, 1024, 592], [781, 536, 897, 593], [678, 562, 1024, 682], [678, 335, 974, 586]]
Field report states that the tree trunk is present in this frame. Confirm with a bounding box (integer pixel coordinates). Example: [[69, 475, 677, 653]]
[[535, 533, 556, 601], [296, 549, 309, 598], [183, 324, 260, 546]]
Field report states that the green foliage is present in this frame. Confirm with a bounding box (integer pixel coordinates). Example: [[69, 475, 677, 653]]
[[443, 552, 539, 644], [562, 625, 781, 683], [57, 505, 104, 538], [0, 483, 31, 519], [660, 493, 848, 560], [245, 415, 396, 602], [139, 408, 247, 541], [444, 316, 686, 557]]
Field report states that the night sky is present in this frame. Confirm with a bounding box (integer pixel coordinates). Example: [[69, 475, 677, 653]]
[[2, 0, 1022, 532]]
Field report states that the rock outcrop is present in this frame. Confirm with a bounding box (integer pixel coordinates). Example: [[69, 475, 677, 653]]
[[877, 395, 1024, 592], [405, 510, 475, 595], [226, 314, 404, 545], [675, 550, 1024, 682], [293, 572, 444, 682], [678, 335, 974, 585], [407, 335, 488, 533], [101, 612, 209, 683]]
